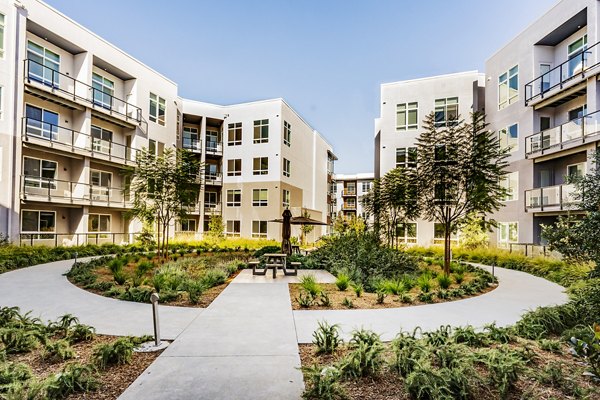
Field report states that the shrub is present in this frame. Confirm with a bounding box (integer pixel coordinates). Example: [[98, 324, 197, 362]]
[[300, 275, 321, 297], [334, 273, 350, 291], [107, 258, 124, 275], [476, 347, 525, 398], [43, 339, 75, 363], [185, 279, 205, 304], [113, 270, 127, 285], [380, 278, 405, 295], [514, 303, 580, 339], [312, 321, 342, 354], [318, 292, 331, 307], [93, 337, 134, 369], [341, 297, 354, 309], [417, 275, 432, 293], [569, 323, 600, 379], [0, 361, 32, 386], [400, 293, 413, 304], [453, 272, 465, 284], [349, 328, 381, 348], [297, 291, 314, 308], [418, 292, 434, 303], [376, 291, 386, 304], [484, 323, 514, 344], [404, 363, 455, 400], [537, 338, 562, 353], [437, 273, 452, 289], [119, 286, 154, 303], [452, 326, 487, 347], [0, 328, 38, 353], [45, 363, 99, 399], [301, 365, 345, 400], [339, 340, 384, 378], [200, 268, 227, 288], [135, 261, 154, 278], [67, 324, 96, 343], [351, 282, 363, 298]]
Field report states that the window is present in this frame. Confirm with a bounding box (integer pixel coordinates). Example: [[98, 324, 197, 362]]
[[252, 189, 268, 206], [361, 181, 372, 192], [21, 210, 55, 237], [206, 130, 219, 152], [397, 222, 417, 243], [498, 124, 518, 152], [434, 223, 458, 243], [498, 65, 518, 109], [25, 105, 58, 140], [344, 182, 356, 195], [226, 189, 241, 207], [227, 159, 242, 176], [253, 119, 269, 143], [252, 221, 267, 238], [228, 122, 242, 146], [0, 14, 4, 58], [149, 93, 166, 126], [90, 170, 112, 201], [284, 121, 291, 146], [253, 157, 268, 175], [282, 189, 290, 208], [567, 163, 585, 179], [204, 191, 218, 208], [434, 98, 459, 127], [396, 102, 418, 131], [568, 35, 587, 77], [23, 157, 57, 189], [540, 64, 551, 92], [91, 125, 113, 154], [396, 147, 417, 168], [27, 41, 60, 87], [226, 220, 241, 237], [88, 214, 111, 233], [283, 158, 291, 177], [183, 127, 199, 150], [148, 139, 157, 155], [92, 73, 114, 109], [569, 105, 587, 122], [500, 171, 519, 201], [498, 222, 518, 244], [179, 219, 197, 232]]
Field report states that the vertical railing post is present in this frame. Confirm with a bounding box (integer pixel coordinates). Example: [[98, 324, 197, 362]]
[[540, 187, 544, 211]]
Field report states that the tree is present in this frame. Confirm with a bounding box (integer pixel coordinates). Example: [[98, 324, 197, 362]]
[[362, 167, 419, 247], [125, 148, 201, 260], [459, 214, 490, 250], [415, 112, 509, 274], [332, 213, 366, 236], [300, 209, 315, 245], [206, 214, 225, 239], [542, 149, 600, 277]]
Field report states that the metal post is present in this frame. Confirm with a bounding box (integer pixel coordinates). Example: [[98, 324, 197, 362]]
[[74, 251, 78, 264], [492, 262, 495, 278], [150, 293, 161, 346]]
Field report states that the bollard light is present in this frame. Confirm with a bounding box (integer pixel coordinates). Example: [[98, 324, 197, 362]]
[[150, 292, 161, 346], [74, 251, 78, 264]]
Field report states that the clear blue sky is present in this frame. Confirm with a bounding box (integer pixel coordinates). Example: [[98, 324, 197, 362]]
[[46, 0, 557, 173]]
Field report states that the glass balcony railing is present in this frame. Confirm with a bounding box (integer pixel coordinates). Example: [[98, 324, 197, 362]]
[[524, 183, 579, 211], [205, 140, 223, 154], [525, 41, 600, 105], [182, 138, 202, 152], [19, 232, 139, 247], [204, 172, 223, 185], [525, 110, 600, 155], [342, 189, 356, 196]]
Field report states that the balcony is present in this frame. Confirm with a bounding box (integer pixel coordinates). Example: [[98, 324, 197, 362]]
[[342, 189, 356, 196], [204, 172, 223, 186], [20, 175, 131, 208], [342, 203, 357, 211], [205, 141, 223, 156], [524, 183, 580, 212], [204, 202, 222, 214], [525, 41, 600, 108], [525, 111, 600, 158], [19, 232, 138, 247], [24, 59, 142, 128], [22, 117, 137, 165], [182, 138, 202, 153]]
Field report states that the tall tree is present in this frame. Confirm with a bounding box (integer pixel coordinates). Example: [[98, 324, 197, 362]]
[[125, 148, 201, 260], [415, 112, 509, 274]]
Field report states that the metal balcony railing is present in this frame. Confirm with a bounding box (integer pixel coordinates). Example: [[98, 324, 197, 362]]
[[21, 175, 131, 206], [204, 172, 223, 185], [525, 41, 600, 104], [524, 183, 579, 211], [25, 59, 142, 123], [205, 140, 223, 154], [22, 117, 138, 164], [19, 232, 139, 247], [342, 189, 356, 196], [524, 110, 600, 155], [204, 202, 222, 214], [342, 203, 357, 211], [182, 138, 202, 152]]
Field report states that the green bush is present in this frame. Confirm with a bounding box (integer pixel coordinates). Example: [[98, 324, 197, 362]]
[[339, 339, 384, 378], [334, 273, 350, 291], [42, 339, 75, 363], [135, 261, 154, 278], [67, 324, 96, 343], [185, 279, 206, 304], [476, 347, 526, 398], [92, 337, 134, 369], [437, 273, 452, 289], [0, 328, 38, 354], [312, 321, 342, 354], [119, 286, 154, 303], [300, 275, 321, 297], [297, 290, 315, 308], [45, 363, 98, 399], [351, 282, 363, 298], [341, 297, 354, 309], [0, 361, 32, 386], [301, 365, 345, 400], [200, 268, 227, 288], [417, 275, 432, 293]]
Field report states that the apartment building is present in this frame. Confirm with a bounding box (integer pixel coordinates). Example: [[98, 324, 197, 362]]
[[374, 71, 485, 245], [486, 0, 598, 247], [332, 173, 374, 223], [0, 0, 335, 245]]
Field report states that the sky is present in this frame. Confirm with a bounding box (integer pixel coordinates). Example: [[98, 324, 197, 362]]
[[45, 0, 558, 174]]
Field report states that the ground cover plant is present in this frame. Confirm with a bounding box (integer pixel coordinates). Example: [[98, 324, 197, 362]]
[[0, 306, 158, 399]]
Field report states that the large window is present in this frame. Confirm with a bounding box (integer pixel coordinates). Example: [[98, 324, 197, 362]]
[[434, 223, 458, 243], [397, 222, 417, 243], [361, 181, 372, 192], [498, 65, 518, 110], [91, 125, 113, 154], [498, 222, 518, 244], [183, 127, 199, 150], [568, 35, 587, 77], [88, 214, 111, 233], [498, 123, 518, 152], [179, 219, 197, 232], [434, 97, 459, 127], [149, 93, 166, 126], [253, 157, 268, 175], [228, 122, 242, 146], [396, 147, 417, 168], [148, 139, 157, 155], [226, 220, 241, 237], [92, 73, 114, 109], [252, 221, 267, 238], [25, 104, 58, 140], [27, 41, 60, 87], [90, 170, 112, 201], [23, 157, 57, 189], [500, 171, 519, 201], [0, 14, 4, 58], [396, 102, 418, 131], [226, 189, 241, 207], [253, 119, 269, 143], [227, 159, 242, 176], [282, 189, 290, 208], [205, 191, 218, 208], [284, 121, 291, 146], [283, 158, 291, 177], [252, 189, 268, 206], [21, 210, 56, 237]]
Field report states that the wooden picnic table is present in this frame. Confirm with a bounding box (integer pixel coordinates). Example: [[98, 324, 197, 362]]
[[264, 253, 287, 278]]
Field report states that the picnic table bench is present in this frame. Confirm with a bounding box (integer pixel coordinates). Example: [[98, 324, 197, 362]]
[[249, 253, 298, 277]]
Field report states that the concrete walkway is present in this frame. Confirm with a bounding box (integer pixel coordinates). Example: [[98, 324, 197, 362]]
[[293, 263, 570, 342], [0, 259, 201, 339]]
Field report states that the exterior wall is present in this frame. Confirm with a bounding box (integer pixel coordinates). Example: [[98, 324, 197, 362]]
[[332, 173, 374, 225]]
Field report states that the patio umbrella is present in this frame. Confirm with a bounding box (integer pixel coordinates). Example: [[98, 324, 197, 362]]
[[281, 209, 292, 256]]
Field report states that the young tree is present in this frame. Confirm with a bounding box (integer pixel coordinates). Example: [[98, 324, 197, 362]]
[[415, 112, 509, 274], [300, 209, 315, 244], [542, 149, 600, 277], [125, 148, 201, 260], [206, 214, 225, 239]]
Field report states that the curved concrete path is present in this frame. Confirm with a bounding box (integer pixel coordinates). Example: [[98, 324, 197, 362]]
[[293, 263, 570, 342], [0, 258, 202, 340]]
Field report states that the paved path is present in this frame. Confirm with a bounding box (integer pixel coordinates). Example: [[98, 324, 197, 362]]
[[0, 259, 201, 340], [293, 263, 570, 342], [118, 270, 336, 400]]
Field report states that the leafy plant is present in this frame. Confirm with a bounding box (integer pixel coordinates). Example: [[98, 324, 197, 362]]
[[45, 363, 98, 399], [301, 365, 346, 400], [349, 328, 381, 348], [417, 274, 432, 293], [376, 290, 386, 304], [67, 324, 96, 343], [92, 337, 134, 369], [300, 275, 322, 297], [453, 272, 465, 284], [318, 291, 331, 307], [42, 340, 75, 363], [452, 326, 487, 347], [400, 293, 413, 304], [476, 347, 525, 398], [335, 273, 350, 291], [312, 321, 342, 354], [351, 282, 363, 298], [0, 361, 32, 386], [0, 328, 38, 354], [185, 279, 205, 304], [339, 340, 384, 378], [437, 273, 452, 289], [297, 290, 315, 308], [418, 292, 434, 303], [341, 297, 354, 309], [569, 323, 600, 378], [484, 323, 514, 344]]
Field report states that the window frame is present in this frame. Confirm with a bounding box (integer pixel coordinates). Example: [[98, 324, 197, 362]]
[[252, 189, 268, 207], [253, 119, 269, 144], [253, 157, 269, 175], [498, 123, 519, 153], [500, 171, 519, 201], [226, 189, 241, 207], [92, 72, 115, 109], [498, 65, 519, 110], [283, 158, 291, 177], [252, 220, 268, 238], [88, 213, 111, 234], [226, 220, 241, 237], [227, 159, 242, 176], [498, 222, 519, 244], [21, 210, 56, 235], [396, 102, 418, 131], [282, 189, 290, 208], [434, 97, 459, 127], [395, 147, 417, 168], [149, 93, 166, 126], [23, 156, 57, 189], [179, 219, 197, 232], [0, 13, 5, 59], [228, 122, 242, 146], [283, 121, 292, 146]]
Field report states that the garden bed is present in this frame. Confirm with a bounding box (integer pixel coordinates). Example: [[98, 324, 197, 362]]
[[67, 251, 249, 308]]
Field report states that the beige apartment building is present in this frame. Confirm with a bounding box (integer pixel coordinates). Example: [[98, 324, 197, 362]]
[[0, 0, 335, 245], [332, 173, 374, 224]]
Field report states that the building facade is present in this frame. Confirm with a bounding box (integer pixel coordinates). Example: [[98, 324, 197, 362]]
[[0, 0, 335, 245], [332, 173, 374, 224]]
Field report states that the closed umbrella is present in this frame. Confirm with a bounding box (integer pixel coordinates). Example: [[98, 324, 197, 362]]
[[281, 209, 292, 255]]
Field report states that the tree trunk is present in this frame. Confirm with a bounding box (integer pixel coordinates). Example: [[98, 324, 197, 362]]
[[444, 224, 451, 276]]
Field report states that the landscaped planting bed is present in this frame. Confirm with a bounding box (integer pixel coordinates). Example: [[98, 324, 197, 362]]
[[0, 307, 159, 399], [290, 260, 497, 310], [67, 251, 250, 307]]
